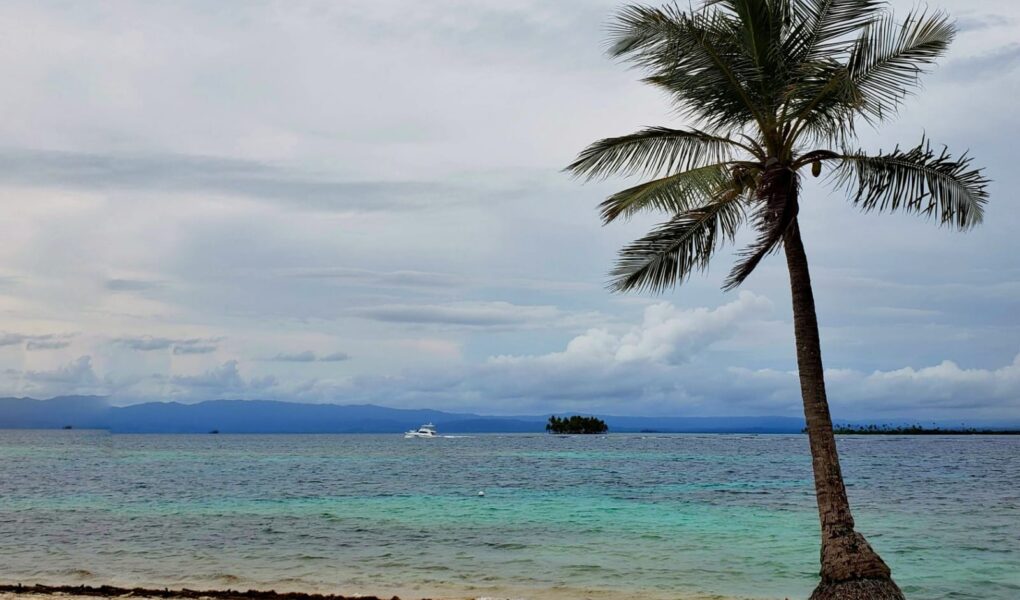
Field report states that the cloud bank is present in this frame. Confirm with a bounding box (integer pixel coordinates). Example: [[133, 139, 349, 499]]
[[0, 0, 1016, 422]]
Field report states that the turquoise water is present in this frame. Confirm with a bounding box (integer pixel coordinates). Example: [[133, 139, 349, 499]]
[[0, 431, 1017, 600]]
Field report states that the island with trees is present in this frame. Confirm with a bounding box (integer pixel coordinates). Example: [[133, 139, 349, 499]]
[[546, 415, 608, 434], [830, 424, 1020, 435]]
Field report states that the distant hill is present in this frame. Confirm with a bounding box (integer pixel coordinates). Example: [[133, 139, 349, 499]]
[[0, 395, 810, 434], [0, 396, 109, 429]]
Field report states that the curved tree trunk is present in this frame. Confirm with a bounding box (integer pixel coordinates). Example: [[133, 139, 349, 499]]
[[782, 221, 905, 600]]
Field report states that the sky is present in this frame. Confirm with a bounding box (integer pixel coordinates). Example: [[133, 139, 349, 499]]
[[0, 0, 1017, 421]]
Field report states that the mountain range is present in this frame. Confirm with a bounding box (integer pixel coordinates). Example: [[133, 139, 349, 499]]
[[0, 396, 809, 433]]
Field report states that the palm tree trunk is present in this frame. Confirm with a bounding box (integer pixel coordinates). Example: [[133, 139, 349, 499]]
[[782, 220, 905, 600]]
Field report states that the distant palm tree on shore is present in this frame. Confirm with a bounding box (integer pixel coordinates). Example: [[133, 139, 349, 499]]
[[568, 2, 988, 599]]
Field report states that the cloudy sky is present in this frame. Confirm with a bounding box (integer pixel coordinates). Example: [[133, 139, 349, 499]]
[[0, 0, 1017, 421]]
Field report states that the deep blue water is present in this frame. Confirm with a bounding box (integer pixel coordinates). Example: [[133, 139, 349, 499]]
[[0, 431, 1017, 599]]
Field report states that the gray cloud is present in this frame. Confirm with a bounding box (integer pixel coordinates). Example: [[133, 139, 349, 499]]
[[728, 354, 1020, 420], [114, 336, 176, 351], [321, 352, 351, 362], [0, 149, 466, 213], [282, 267, 467, 289], [292, 341, 1020, 423], [271, 350, 351, 362], [170, 360, 246, 389], [355, 301, 562, 327], [19, 356, 101, 388], [114, 336, 173, 351], [0, 332, 76, 351], [114, 336, 219, 354], [0, 333, 31, 347], [26, 338, 73, 351], [172, 344, 217, 355], [0, 0, 1016, 421], [956, 14, 1014, 33], [169, 361, 277, 397], [275, 291, 1020, 421], [273, 351, 317, 362], [105, 278, 162, 292], [943, 44, 1020, 81]]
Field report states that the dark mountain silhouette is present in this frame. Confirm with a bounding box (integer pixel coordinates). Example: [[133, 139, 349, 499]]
[[0, 396, 109, 429], [2, 395, 813, 433]]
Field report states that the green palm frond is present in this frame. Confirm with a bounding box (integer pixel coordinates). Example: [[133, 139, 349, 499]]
[[785, 10, 953, 144], [610, 191, 745, 293], [572, 1, 989, 297], [566, 127, 745, 181], [708, 0, 789, 75], [847, 10, 954, 122], [786, 0, 886, 63], [610, 5, 767, 131], [599, 164, 734, 224], [832, 138, 989, 229], [784, 62, 859, 145]]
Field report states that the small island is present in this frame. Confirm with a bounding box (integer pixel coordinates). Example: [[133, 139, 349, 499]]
[[546, 415, 608, 434]]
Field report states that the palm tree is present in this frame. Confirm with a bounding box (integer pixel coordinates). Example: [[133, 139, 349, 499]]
[[567, 2, 988, 599]]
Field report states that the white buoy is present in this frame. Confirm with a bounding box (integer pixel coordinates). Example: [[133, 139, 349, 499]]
[[478, 490, 485, 497]]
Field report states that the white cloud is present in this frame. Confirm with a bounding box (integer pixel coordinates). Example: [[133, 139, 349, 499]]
[[1, 356, 106, 397], [729, 355, 1020, 420], [23, 356, 99, 386], [493, 291, 773, 366], [168, 360, 277, 398], [858, 356, 1020, 407]]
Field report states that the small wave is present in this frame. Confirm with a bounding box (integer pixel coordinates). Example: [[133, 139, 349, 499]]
[[564, 564, 604, 573], [485, 542, 528, 550]]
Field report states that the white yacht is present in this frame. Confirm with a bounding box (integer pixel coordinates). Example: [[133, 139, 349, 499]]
[[404, 423, 438, 438]]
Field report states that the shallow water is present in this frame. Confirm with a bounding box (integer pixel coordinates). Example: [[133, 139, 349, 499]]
[[0, 431, 1017, 599]]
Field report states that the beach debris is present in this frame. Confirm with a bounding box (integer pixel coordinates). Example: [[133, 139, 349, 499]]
[[477, 490, 485, 497]]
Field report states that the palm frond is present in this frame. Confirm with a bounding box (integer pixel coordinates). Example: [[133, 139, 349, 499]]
[[832, 138, 989, 229], [847, 10, 955, 122], [786, 0, 886, 62], [783, 61, 859, 145], [708, 0, 787, 71], [610, 191, 745, 293], [723, 164, 800, 290], [783, 9, 953, 145], [609, 5, 767, 131], [599, 164, 733, 224], [566, 127, 742, 181]]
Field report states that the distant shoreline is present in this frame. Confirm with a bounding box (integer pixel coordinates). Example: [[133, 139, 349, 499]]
[[831, 426, 1020, 435], [0, 584, 400, 600]]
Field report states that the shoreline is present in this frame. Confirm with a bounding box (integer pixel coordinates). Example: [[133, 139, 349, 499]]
[[0, 582, 746, 600], [0, 585, 407, 600]]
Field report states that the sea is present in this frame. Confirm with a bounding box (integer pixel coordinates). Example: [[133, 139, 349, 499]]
[[0, 430, 1016, 600]]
